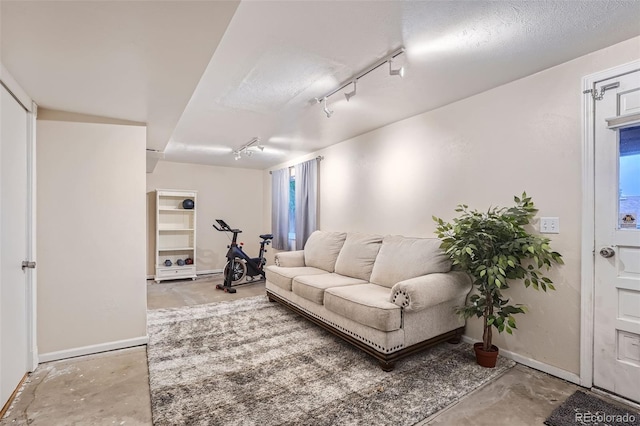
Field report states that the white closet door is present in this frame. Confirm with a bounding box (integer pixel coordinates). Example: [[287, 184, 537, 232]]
[[0, 83, 29, 407]]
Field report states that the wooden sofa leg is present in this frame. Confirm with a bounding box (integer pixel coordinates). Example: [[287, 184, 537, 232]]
[[378, 360, 395, 372], [447, 328, 464, 344]]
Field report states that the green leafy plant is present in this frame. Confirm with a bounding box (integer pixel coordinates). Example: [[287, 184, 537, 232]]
[[433, 192, 563, 352]]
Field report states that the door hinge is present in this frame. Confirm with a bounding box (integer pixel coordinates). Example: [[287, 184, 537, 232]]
[[21, 261, 36, 270], [583, 82, 620, 101]]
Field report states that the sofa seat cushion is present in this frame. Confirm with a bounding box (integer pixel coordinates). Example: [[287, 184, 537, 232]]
[[370, 235, 452, 288], [292, 273, 367, 305], [324, 284, 402, 332], [265, 265, 328, 292], [334, 233, 383, 281]]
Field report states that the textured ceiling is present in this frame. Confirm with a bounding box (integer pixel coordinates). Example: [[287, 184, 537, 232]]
[[1, 0, 239, 152], [2, 1, 640, 170]]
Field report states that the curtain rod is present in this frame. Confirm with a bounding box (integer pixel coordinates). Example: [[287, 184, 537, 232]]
[[269, 156, 324, 174]]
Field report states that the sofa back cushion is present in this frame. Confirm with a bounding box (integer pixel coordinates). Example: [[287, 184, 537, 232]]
[[304, 230, 347, 272], [370, 235, 451, 288], [334, 233, 383, 281]]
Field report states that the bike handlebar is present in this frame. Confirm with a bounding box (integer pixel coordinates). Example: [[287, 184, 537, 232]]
[[212, 219, 242, 234], [213, 220, 273, 242]]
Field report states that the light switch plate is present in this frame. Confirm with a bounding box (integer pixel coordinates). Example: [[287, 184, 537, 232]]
[[540, 217, 560, 234]]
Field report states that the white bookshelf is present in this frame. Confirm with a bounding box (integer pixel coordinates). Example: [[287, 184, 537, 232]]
[[154, 189, 197, 282]]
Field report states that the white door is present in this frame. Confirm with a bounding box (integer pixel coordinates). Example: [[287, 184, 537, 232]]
[[593, 69, 640, 403], [0, 84, 29, 407]]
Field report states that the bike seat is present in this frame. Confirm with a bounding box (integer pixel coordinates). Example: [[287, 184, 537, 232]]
[[260, 234, 273, 240]]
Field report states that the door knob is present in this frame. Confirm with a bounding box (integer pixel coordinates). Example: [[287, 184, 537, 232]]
[[599, 247, 615, 258]]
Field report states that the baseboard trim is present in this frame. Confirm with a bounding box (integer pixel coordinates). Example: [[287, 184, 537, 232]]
[[146, 270, 222, 281], [197, 269, 222, 275], [38, 336, 149, 363], [462, 335, 581, 385]]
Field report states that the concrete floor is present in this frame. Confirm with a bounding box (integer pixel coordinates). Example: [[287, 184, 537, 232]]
[[2, 274, 636, 425], [146, 274, 266, 309]]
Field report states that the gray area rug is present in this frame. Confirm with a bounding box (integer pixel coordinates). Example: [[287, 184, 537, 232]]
[[147, 296, 515, 425], [545, 391, 640, 426]]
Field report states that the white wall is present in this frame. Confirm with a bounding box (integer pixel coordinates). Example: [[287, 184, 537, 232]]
[[264, 36, 640, 376], [146, 161, 265, 276], [37, 120, 147, 359]]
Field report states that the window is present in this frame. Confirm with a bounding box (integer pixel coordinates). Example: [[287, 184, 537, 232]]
[[619, 126, 640, 229], [271, 158, 318, 251], [288, 168, 296, 248]]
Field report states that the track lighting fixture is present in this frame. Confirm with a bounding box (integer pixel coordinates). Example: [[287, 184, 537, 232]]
[[232, 137, 263, 160], [344, 80, 357, 102], [322, 97, 333, 118], [388, 59, 404, 78], [315, 47, 405, 118]]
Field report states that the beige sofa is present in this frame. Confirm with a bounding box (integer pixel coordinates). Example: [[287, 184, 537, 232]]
[[265, 231, 472, 371]]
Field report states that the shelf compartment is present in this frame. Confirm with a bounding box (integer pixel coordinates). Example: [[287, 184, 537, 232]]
[[157, 249, 195, 270], [157, 230, 194, 250], [157, 194, 196, 210], [158, 210, 195, 229]]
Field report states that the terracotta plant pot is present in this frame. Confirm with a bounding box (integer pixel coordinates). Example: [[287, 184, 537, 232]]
[[473, 342, 499, 368]]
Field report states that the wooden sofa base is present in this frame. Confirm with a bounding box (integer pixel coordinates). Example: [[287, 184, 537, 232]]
[[267, 290, 465, 372]]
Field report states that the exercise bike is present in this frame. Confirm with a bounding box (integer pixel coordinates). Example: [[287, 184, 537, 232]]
[[212, 219, 273, 293]]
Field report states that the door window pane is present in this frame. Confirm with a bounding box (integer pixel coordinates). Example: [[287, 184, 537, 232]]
[[619, 125, 640, 229]]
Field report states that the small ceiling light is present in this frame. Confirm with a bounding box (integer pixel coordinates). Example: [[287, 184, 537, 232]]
[[323, 97, 333, 118], [257, 144, 265, 151], [234, 152, 241, 160], [344, 80, 357, 102], [245, 149, 253, 157], [389, 59, 404, 78]]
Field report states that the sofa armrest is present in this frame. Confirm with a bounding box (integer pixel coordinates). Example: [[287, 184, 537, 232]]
[[390, 271, 472, 312], [274, 250, 306, 267]]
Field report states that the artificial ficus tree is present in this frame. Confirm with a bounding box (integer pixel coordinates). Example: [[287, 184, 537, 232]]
[[434, 193, 564, 352]]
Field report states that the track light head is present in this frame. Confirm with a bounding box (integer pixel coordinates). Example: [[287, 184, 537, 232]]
[[344, 80, 357, 102], [232, 136, 263, 160], [315, 47, 405, 118], [323, 97, 334, 118], [389, 59, 404, 78]]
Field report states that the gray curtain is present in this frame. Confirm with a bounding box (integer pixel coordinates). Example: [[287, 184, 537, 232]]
[[294, 159, 318, 249], [271, 167, 290, 250]]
